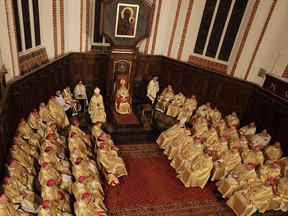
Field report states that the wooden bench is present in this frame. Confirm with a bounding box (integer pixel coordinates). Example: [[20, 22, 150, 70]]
[[141, 104, 154, 123]]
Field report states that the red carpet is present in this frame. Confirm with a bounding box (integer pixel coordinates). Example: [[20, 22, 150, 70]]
[[104, 144, 233, 215], [104, 144, 287, 216], [112, 111, 139, 125]]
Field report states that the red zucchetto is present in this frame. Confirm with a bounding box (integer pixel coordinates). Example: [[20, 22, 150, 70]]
[[47, 179, 55, 186], [42, 200, 51, 209]]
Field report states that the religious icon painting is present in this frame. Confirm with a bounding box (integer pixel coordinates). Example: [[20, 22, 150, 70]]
[[115, 3, 139, 38]]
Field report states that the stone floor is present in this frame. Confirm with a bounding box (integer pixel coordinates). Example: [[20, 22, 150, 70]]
[[66, 102, 179, 145]]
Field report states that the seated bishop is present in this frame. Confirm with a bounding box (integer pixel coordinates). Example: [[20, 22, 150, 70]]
[[88, 87, 106, 123], [115, 79, 132, 114]]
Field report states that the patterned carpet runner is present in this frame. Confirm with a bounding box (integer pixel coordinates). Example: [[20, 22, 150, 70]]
[[104, 144, 287, 216], [104, 144, 233, 215], [112, 110, 140, 125]]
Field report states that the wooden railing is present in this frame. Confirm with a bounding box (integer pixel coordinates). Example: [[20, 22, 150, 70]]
[[0, 53, 287, 178]]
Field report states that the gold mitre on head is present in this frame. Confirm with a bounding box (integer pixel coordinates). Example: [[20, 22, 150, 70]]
[[94, 87, 100, 94], [120, 79, 126, 85]]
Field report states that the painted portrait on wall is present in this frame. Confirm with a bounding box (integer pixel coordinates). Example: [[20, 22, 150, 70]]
[[115, 3, 139, 38]]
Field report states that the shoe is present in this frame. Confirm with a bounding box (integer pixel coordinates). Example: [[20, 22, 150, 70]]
[[72, 112, 78, 116]]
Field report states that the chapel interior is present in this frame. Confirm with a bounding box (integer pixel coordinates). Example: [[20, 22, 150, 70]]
[[0, 0, 288, 215]]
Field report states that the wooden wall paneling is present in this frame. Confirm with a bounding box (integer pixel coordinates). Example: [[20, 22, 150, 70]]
[[98, 56, 108, 101], [132, 59, 146, 100], [189, 73, 207, 104], [62, 60, 71, 88], [0, 120, 7, 178], [69, 53, 109, 101], [241, 89, 288, 154], [31, 78, 42, 107], [133, 57, 161, 101], [21, 82, 34, 116], [231, 87, 252, 118], [178, 72, 192, 97], [253, 94, 274, 128], [3, 112, 11, 156], [47, 68, 57, 96], [0, 135, 5, 178], [54, 63, 65, 90], [11, 89, 24, 121], [201, 77, 220, 106], [0, 97, 14, 178], [160, 64, 174, 87], [136, 60, 148, 78], [131, 55, 162, 101], [147, 62, 160, 79], [70, 54, 85, 89], [171, 65, 183, 93], [39, 72, 50, 102], [129, 57, 138, 98], [5, 93, 17, 134], [85, 56, 97, 98]]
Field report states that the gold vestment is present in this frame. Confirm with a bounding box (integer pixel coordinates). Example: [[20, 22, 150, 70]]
[[227, 183, 273, 215], [74, 200, 107, 216], [27, 112, 46, 136], [208, 109, 222, 124], [39, 105, 55, 124], [177, 155, 213, 188], [216, 164, 257, 198], [62, 88, 81, 115], [170, 142, 203, 173], [210, 151, 241, 181], [263, 145, 283, 165], [269, 176, 288, 211], [226, 115, 239, 128], [47, 99, 69, 129], [201, 130, 218, 148], [177, 98, 197, 122], [241, 149, 264, 167], [257, 164, 282, 183], [10, 147, 36, 175], [193, 122, 208, 138], [115, 86, 132, 114], [68, 125, 91, 146], [229, 138, 249, 153], [17, 123, 41, 149], [73, 84, 88, 104], [88, 94, 106, 123], [155, 87, 175, 113], [209, 139, 229, 160], [41, 185, 71, 213], [97, 148, 128, 177], [164, 133, 194, 160], [166, 93, 186, 117], [156, 124, 185, 149]]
